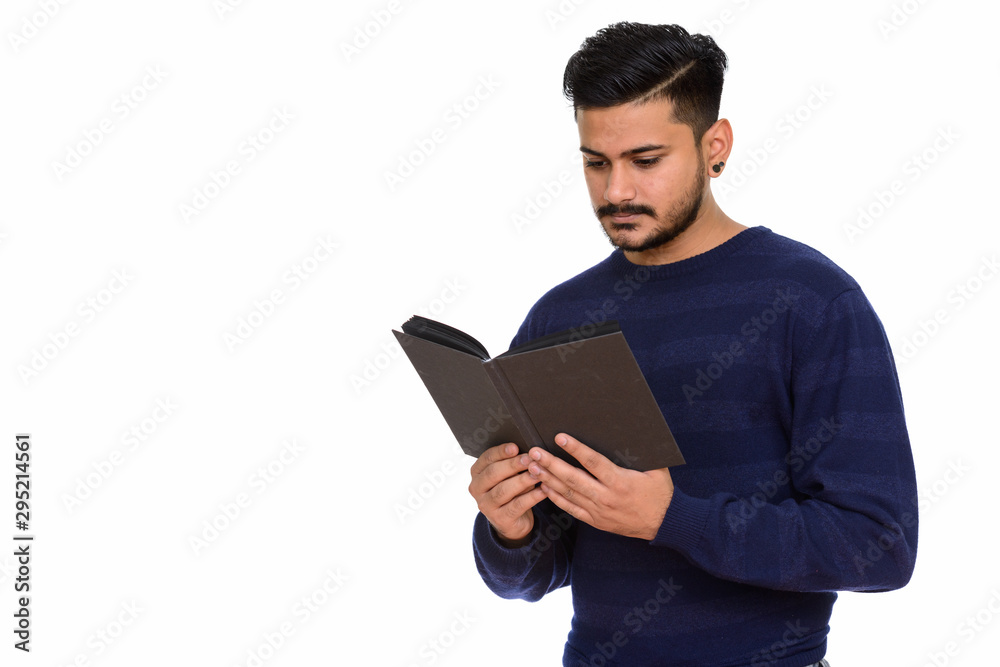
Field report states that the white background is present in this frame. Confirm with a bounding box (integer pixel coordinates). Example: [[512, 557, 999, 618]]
[[1, 0, 997, 665]]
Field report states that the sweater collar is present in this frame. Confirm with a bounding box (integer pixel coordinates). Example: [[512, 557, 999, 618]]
[[606, 225, 770, 281]]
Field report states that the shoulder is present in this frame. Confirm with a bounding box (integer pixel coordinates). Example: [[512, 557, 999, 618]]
[[738, 227, 860, 300], [729, 228, 880, 336], [737, 230, 896, 369]]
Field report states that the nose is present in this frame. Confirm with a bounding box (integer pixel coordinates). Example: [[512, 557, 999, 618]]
[[603, 164, 636, 205]]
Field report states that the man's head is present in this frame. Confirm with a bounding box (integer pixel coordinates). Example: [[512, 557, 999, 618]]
[[563, 23, 731, 258], [564, 22, 728, 143]]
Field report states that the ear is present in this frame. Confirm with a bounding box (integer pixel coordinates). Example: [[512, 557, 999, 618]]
[[703, 118, 733, 177]]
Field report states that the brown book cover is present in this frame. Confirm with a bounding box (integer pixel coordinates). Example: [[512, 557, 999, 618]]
[[393, 316, 684, 472]]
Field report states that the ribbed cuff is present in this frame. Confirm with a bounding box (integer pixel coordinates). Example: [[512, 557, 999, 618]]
[[473, 511, 540, 569], [650, 487, 711, 553]]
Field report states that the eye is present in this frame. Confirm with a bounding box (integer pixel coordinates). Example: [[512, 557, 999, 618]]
[[635, 157, 660, 168], [583, 159, 606, 169]]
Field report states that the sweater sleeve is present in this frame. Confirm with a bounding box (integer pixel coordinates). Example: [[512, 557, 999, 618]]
[[651, 288, 918, 593], [472, 500, 576, 601]]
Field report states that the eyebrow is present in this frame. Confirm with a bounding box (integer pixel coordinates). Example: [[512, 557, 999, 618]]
[[579, 144, 667, 158]]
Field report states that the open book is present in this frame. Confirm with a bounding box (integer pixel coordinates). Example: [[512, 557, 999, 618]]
[[393, 316, 684, 471]]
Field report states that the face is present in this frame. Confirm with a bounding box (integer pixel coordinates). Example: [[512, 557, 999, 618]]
[[577, 98, 707, 254]]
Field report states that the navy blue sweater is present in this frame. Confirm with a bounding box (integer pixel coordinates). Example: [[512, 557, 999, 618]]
[[472, 226, 917, 666]]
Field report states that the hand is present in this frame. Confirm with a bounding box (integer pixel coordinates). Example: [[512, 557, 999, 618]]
[[526, 433, 674, 540], [468, 443, 547, 546]]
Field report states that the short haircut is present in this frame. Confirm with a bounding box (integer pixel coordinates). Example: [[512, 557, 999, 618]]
[[563, 22, 729, 142]]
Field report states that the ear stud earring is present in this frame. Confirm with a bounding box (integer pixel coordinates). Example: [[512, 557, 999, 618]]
[[712, 161, 725, 174]]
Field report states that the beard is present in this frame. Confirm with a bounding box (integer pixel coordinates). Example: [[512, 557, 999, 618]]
[[596, 155, 707, 253]]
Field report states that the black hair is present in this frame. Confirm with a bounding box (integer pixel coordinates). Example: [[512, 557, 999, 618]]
[[563, 22, 729, 142]]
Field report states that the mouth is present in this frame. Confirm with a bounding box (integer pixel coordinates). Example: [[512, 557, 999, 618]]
[[609, 213, 642, 223]]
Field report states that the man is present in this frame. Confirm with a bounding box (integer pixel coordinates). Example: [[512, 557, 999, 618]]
[[467, 22, 917, 667]]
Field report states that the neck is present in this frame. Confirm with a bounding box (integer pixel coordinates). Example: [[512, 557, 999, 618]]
[[623, 192, 746, 266]]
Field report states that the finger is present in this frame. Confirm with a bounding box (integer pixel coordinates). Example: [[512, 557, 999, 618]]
[[500, 484, 547, 521], [540, 482, 591, 525], [526, 444, 604, 500], [470, 442, 519, 477], [490, 484, 547, 545], [469, 450, 532, 498], [530, 464, 584, 506], [553, 433, 617, 482], [480, 468, 541, 513]]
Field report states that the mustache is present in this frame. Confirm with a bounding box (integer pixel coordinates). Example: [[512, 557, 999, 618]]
[[596, 203, 656, 217]]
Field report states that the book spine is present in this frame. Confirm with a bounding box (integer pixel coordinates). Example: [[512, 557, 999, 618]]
[[483, 360, 545, 451]]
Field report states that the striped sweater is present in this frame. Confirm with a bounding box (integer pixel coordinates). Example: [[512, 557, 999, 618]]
[[472, 226, 917, 666]]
